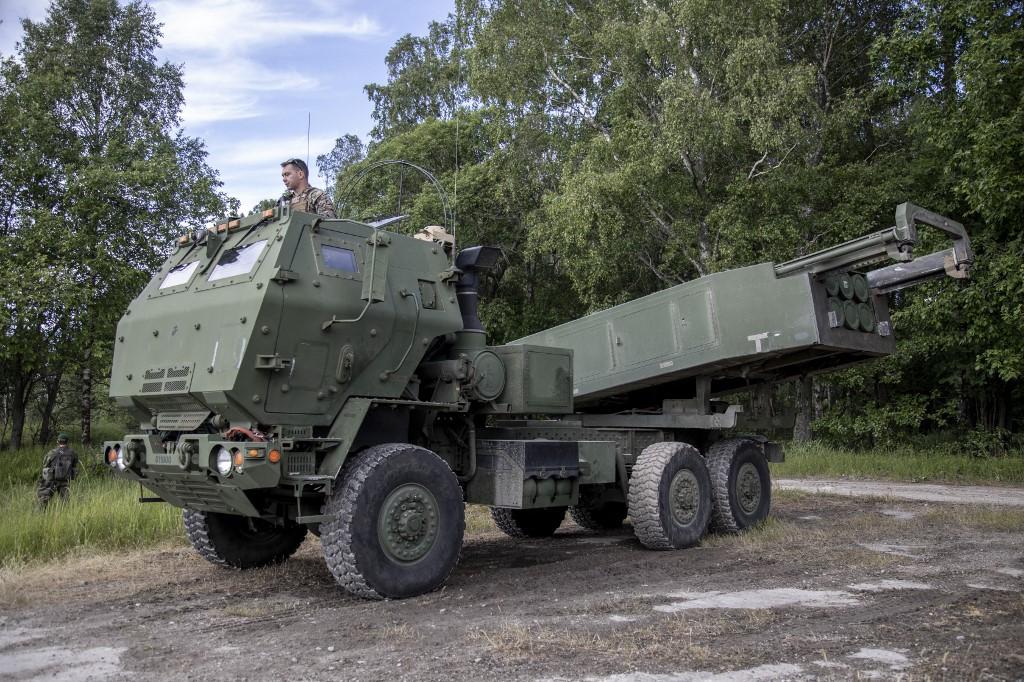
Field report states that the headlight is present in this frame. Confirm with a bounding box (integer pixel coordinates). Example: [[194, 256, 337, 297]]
[[115, 445, 126, 471], [215, 447, 232, 475]]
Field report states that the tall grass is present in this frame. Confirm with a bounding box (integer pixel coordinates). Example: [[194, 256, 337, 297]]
[[3, 431, 1023, 569], [772, 440, 1024, 484], [0, 438, 184, 568]]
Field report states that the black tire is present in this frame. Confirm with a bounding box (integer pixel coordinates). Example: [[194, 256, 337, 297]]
[[627, 441, 712, 550], [706, 438, 771, 533], [182, 509, 307, 569], [569, 501, 628, 530], [320, 443, 464, 599], [491, 506, 567, 538]]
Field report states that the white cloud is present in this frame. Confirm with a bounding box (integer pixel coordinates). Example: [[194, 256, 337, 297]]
[[214, 132, 338, 167], [151, 0, 380, 124], [151, 0, 381, 54], [0, 1, 48, 57], [178, 55, 319, 125]]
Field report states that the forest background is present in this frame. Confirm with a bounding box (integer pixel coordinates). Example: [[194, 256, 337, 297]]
[[1, 0, 1021, 457]]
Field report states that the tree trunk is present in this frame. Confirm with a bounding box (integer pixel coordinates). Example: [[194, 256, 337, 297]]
[[38, 366, 65, 445], [80, 365, 92, 445], [9, 373, 33, 450], [793, 376, 813, 442]]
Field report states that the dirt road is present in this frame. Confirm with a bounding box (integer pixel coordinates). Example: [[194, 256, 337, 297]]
[[1, 486, 1022, 681], [776, 478, 1024, 506]]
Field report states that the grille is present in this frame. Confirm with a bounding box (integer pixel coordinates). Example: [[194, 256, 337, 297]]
[[144, 369, 166, 380], [155, 410, 210, 431], [142, 382, 163, 393], [155, 479, 234, 513], [167, 366, 191, 379], [280, 425, 314, 439], [140, 395, 206, 412], [285, 452, 316, 476], [163, 380, 188, 392]]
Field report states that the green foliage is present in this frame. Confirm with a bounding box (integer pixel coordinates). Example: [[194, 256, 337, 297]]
[[773, 440, 1024, 484], [0, 478, 184, 567], [0, 440, 183, 567], [327, 0, 1023, 442], [0, 0, 235, 447]]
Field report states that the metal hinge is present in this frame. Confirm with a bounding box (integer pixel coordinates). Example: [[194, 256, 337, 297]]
[[254, 354, 293, 371], [272, 268, 299, 283]]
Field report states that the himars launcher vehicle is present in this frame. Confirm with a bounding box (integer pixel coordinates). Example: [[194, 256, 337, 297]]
[[103, 200, 971, 599]]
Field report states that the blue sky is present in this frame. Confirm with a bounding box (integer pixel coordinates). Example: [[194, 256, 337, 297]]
[[0, 0, 456, 211]]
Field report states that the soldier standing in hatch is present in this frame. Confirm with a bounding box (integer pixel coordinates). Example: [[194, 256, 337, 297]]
[[37, 433, 79, 508], [280, 158, 337, 218]]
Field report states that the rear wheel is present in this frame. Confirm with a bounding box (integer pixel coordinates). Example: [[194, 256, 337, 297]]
[[491, 506, 567, 538], [627, 442, 711, 550], [706, 438, 771, 533], [183, 509, 307, 569], [320, 443, 465, 599], [569, 500, 627, 530]]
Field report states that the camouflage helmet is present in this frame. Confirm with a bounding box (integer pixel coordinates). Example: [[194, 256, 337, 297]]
[[57, 433, 69, 444]]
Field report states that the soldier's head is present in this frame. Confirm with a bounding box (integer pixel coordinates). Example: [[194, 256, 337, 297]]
[[57, 433, 69, 445], [281, 158, 310, 194]]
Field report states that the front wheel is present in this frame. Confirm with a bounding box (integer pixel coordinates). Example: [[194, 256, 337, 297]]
[[627, 442, 711, 550], [320, 443, 465, 599], [183, 509, 307, 569]]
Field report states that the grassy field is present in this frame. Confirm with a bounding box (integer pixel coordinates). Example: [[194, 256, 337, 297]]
[[0, 441, 184, 569], [772, 440, 1024, 484], [1, 435, 1022, 569]]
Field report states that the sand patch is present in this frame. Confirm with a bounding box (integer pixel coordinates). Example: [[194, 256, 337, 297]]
[[655, 588, 857, 613], [859, 543, 927, 559], [848, 579, 932, 592], [582, 663, 805, 681], [880, 509, 917, 520], [0, 644, 123, 680], [848, 647, 910, 670], [995, 567, 1023, 578]]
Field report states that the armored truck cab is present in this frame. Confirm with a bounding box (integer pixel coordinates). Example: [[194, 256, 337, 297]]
[[104, 202, 971, 599]]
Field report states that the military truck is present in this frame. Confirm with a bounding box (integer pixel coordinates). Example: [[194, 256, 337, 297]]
[[103, 201, 971, 599]]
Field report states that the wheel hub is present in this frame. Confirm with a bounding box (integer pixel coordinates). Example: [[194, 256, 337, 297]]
[[378, 484, 439, 563], [736, 462, 762, 514], [668, 469, 700, 525]]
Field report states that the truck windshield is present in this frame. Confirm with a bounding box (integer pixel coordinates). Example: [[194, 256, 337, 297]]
[[209, 240, 267, 282], [159, 260, 200, 289]]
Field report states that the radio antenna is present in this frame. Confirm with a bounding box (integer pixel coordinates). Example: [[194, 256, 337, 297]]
[[306, 112, 311, 169], [453, 7, 463, 244]]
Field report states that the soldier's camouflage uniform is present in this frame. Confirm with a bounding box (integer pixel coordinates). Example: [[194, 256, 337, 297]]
[[288, 187, 336, 218], [37, 444, 79, 508]]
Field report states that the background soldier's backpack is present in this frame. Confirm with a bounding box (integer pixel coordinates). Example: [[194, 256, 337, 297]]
[[50, 449, 73, 481]]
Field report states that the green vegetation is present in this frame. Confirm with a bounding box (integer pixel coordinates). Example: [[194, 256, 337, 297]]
[[772, 441, 1024, 485], [0, 440, 184, 568], [0, 432, 501, 568], [0, 0, 236, 449], [332, 0, 1023, 442], [2, 1, 1021, 455]]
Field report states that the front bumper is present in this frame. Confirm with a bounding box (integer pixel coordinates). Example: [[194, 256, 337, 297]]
[[103, 434, 284, 517]]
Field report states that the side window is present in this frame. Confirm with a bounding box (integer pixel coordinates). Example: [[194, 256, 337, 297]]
[[322, 245, 358, 273], [314, 233, 362, 280]]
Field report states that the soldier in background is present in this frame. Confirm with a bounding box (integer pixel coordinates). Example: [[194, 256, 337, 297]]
[[280, 158, 336, 218], [37, 433, 79, 508]]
